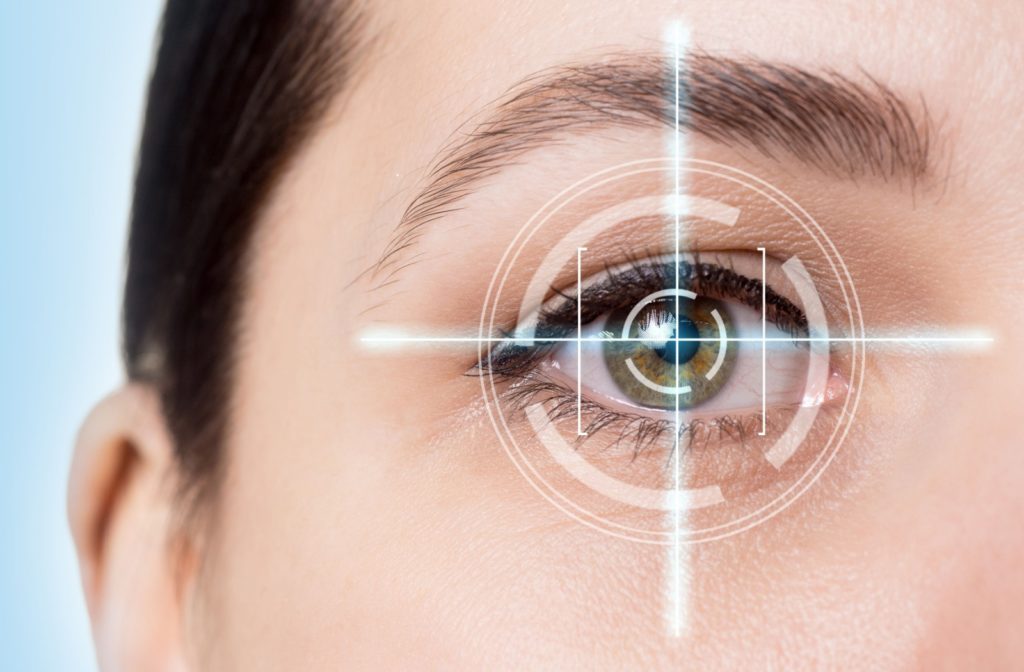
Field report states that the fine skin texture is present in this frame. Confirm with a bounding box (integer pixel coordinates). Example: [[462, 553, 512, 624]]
[[72, 1, 1024, 670]]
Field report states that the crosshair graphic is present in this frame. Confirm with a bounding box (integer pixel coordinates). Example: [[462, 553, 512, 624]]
[[358, 28, 995, 637], [358, 162, 994, 639], [477, 158, 863, 545]]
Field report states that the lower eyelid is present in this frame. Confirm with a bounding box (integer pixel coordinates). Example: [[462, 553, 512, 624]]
[[502, 382, 853, 506], [805, 367, 850, 407], [530, 336, 851, 430], [484, 351, 861, 523]]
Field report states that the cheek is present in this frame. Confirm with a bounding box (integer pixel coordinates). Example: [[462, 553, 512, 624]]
[[205, 383, 675, 668], [199, 401, 937, 671]]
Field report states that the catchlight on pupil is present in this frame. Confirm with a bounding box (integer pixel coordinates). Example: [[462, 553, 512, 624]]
[[653, 314, 700, 364], [603, 296, 736, 409]]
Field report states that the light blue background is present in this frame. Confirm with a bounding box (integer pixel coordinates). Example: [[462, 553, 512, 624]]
[[1, 2, 163, 669]]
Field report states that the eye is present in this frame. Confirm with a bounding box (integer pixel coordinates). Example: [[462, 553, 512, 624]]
[[547, 290, 812, 418], [577, 295, 737, 410], [478, 252, 836, 455]]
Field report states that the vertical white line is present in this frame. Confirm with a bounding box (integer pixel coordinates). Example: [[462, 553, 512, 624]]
[[757, 246, 767, 436], [577, 247, 587, 436], [671, 29, 683, 640], [662, 21, 691, 640]]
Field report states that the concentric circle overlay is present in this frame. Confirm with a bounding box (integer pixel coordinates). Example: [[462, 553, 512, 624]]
[[478, 159, 865, 544]]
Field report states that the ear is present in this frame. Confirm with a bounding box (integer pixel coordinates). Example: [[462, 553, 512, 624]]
[[68, 384, 195, 671]]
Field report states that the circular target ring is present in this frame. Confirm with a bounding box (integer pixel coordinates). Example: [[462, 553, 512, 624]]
[[478, 158, 865, 544]]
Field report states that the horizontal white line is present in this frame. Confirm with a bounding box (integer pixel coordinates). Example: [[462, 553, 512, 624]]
[[360, 335, 995, 344]]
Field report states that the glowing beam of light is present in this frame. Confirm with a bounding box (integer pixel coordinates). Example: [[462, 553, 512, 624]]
[[358, 334, 996, 348], [667, 20, 690, 640]]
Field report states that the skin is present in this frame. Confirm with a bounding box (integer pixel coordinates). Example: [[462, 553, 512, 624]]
[[70, 1, 1024, 670]]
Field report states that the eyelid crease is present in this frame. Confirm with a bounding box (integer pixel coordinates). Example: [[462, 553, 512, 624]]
[[540, 253, 807, 336]]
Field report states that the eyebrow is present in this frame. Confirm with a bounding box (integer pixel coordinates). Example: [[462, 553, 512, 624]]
[[367, 51, 934, 286]]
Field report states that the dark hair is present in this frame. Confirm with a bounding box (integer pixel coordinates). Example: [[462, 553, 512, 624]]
[[124, 1, 361, 506]]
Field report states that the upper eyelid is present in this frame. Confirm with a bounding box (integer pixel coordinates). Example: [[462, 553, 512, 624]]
[[535, 256, 809, 337], [480, 256, 808, 376]]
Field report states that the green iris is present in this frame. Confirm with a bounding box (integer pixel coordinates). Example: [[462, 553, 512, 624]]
[[603, 297, 735, 409]]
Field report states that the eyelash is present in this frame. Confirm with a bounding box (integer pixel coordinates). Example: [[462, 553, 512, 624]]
[[472, 255, 807, 457], [500, 376, 773, 459]]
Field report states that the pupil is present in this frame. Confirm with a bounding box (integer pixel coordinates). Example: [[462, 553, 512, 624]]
[[652, 314, 700, 365]]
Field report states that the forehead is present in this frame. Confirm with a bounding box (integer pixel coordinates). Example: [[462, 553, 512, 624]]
[[358, 1, 1019, 153], [304, 0, 1020, 271]]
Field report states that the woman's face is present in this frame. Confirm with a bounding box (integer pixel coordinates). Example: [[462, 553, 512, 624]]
[[84, 1, 1024, 669]]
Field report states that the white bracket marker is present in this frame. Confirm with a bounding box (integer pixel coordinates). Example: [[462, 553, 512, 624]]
[[577, 246, 587, 436], [757, 246, 767, 436]]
